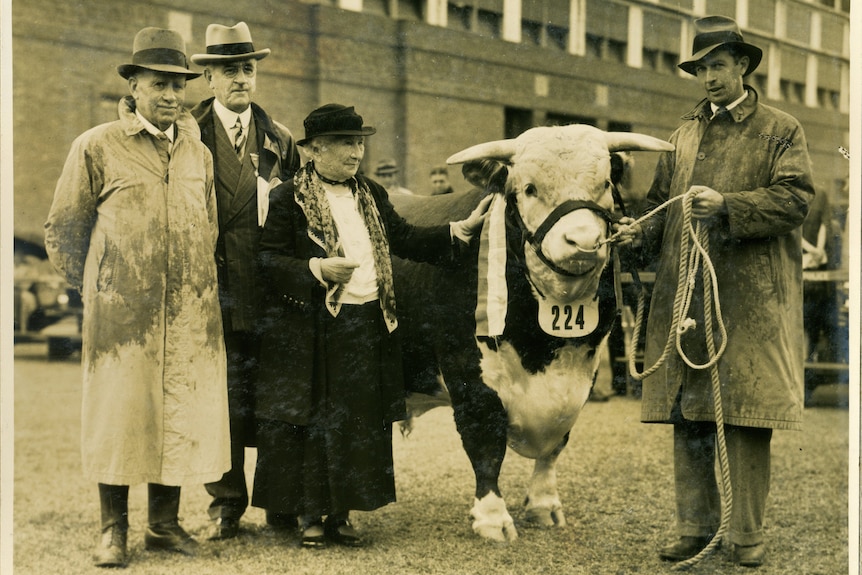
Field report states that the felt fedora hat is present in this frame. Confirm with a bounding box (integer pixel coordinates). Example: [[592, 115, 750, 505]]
[[190, 22, 271, 65], [117, 27, 201, 79], [297, 104, 376, 147], [678, 16, 762, 76]]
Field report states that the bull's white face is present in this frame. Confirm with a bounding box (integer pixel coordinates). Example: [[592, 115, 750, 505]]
[[507, 126, 614, 303]]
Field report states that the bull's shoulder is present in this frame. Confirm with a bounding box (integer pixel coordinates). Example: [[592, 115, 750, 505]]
[[389, 187, 488, 227]]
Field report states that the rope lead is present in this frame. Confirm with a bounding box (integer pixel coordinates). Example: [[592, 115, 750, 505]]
[[625, 191, 732, 571]]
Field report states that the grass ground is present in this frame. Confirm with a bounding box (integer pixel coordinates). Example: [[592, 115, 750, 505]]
[[13, 342, 850, 574]]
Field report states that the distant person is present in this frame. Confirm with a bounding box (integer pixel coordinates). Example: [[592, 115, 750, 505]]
[[190, 20, 301, 541], [251, 103, 489, 549], [374, 158, 414, 195], [801, 188, 838, 364], [44, 27, 229, 568], [428, 165, 455, 195]]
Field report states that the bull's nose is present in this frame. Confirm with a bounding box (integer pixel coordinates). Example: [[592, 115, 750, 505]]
[[562, 228, 603, 252]]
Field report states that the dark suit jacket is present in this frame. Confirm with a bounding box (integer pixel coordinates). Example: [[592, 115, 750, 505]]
[[255, 175, 455, 425], [191, 98, 301, 333]]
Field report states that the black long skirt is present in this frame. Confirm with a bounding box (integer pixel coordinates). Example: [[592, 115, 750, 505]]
[[252, 302, 398, 516]]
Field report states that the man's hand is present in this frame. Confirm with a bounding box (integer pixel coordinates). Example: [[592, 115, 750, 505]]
[[319, 257, 359, 284], [689, 185, 727, 219], [451, 193, 494, 243], [612, 216, 643, 247]]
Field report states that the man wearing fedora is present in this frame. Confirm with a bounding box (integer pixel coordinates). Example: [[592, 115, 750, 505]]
[[44, 27, 230, 568], [190, 22, 301, 541], [615, 16, 814, 568]]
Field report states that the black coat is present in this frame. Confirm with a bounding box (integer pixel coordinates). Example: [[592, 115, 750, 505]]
[[191, 98, 301, 333], [255, 175, 456, 425]]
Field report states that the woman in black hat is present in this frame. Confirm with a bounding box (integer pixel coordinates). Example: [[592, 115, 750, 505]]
[[250, 104, 488, 548]]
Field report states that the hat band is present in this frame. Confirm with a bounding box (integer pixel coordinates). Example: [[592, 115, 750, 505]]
[[692, 30, 744, 53], [132, 48, 189, 69], [206, 42, 257, 56]]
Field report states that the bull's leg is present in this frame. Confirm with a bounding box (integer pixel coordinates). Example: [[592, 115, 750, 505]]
[[523, 434, 569, 528], [445, 370, 516, 542]]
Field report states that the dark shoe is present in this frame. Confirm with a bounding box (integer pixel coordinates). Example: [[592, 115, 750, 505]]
[[732, 543, 765, 567], [301, 520, 327, 549], [658, 536, 711, 562], [324, 517, 363, 547], [266, 511, 297, 531], [206, 516, 239, 541], [145, 521, 199, 555], [93, 524, 127, 568]]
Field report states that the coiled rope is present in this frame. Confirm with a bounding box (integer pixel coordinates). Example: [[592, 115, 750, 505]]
[[622, 191, 732, 571]]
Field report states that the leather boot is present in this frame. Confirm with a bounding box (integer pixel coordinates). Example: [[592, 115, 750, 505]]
[[93, 484, 128, 567], [145, 484, 198, 555]]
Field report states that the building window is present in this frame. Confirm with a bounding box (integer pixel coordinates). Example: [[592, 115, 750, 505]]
[[505, 107, 534, 139], [586, 33, 604, 59], [643, 48, 659, 70], [780, 80, 804, 104], [608, 121, 632, 132], [448, 3, 472, 32], [818, 88, 840, 110], [545, 113, 597, 127], [547, 24, 568, 51], [477, 9, 501, 38], [606, 39, 626, 64], [522, 20, 543, 46]]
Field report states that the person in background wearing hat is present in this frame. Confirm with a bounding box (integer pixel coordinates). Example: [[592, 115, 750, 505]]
[[614, 16, 814, 568], [250, 103, 489, 549], [189, 21, 301, 542], [373, 158, 414, 195], [44, 27, 230, 568]]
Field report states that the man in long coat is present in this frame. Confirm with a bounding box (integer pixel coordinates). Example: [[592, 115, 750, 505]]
[[44, 28, 229, 568], [618, 16, 814, 568], [189, 21, 301, 540]]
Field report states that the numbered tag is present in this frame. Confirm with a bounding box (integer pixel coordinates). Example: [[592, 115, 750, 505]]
[[537, 296, 600, 338]]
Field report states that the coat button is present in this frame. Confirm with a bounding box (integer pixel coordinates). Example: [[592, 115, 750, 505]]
[[697, 152, 706, 160]]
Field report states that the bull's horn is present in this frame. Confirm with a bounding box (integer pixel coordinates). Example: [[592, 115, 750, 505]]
[[447, 140, 518, 165], [604, 132, 674, 153]]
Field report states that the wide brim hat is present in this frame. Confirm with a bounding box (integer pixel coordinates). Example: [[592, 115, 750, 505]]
[[297, 104, 376, 147], [118, 27, 201, 79], [678, 16, 762, 76], [190, 22, 271, 65]]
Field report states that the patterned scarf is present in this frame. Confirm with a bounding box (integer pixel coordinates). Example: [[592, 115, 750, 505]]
[[293, 161, 398, 332]]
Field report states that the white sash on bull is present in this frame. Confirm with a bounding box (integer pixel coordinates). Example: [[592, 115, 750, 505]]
[[475, 194, 508, 337]]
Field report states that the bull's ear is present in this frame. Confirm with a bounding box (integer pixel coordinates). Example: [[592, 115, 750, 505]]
[[447, 139, 517, 165], [604, 132, 674, 153]]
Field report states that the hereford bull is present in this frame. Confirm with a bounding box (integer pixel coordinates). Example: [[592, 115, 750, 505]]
[[391, 124, 673, 542]]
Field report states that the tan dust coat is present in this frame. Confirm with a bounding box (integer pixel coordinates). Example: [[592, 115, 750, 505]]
[[45, 97, 230, 485], [638, 89, 814, 431]]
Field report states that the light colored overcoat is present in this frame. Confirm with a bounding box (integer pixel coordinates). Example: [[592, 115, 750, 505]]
[[45, 97, 230, 485], [639, 89, 815, 431]]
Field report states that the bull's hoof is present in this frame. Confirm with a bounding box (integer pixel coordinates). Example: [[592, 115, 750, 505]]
[[523, 505, 567, 528], [471, 494, 518, 543]]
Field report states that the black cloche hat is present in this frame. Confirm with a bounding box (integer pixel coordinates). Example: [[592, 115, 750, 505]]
[[297, 104, 376, 147]]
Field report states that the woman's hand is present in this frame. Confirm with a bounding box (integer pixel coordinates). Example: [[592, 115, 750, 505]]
[[319, 257, 359, 284], [451, 194, 494, 242]]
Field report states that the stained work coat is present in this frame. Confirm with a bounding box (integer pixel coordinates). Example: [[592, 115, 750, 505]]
[[638, 89, 814, 431], [45, 97, 230, 485]]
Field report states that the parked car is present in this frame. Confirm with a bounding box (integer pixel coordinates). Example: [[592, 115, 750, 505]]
[[14, 236, 82, 359]]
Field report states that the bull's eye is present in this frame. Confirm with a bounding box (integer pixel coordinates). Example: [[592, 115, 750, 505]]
[[524, 183, 538, 197], [605, 180, 611, 190]]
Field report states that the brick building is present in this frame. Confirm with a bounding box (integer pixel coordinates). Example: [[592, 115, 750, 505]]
[[12, 0, 850, 244]]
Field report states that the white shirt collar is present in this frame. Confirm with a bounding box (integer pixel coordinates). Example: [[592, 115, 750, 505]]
[[135, 110, 175, 142], [711, 90, 748, 115], [213, 98, 252, 131]]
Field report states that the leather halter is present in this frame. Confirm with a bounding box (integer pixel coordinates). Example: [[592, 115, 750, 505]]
[[507, 196, 617, 278]]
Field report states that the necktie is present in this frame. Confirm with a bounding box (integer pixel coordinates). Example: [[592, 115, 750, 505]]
[[233, 118, 245, 157], [712, 106, 728, 121], [154, 132, 171, 181]]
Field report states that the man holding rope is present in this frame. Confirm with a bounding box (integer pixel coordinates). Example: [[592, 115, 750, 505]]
[[615, 16, 814, 568]]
